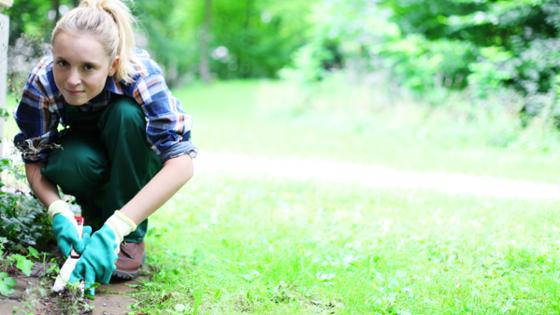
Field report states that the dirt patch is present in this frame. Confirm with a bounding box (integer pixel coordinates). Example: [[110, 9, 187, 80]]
[[0, 263, 147, 314], [92, 280, 140, 315]]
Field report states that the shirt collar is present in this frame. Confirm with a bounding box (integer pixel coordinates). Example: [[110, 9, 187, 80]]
[[106, 76, 125, 96]]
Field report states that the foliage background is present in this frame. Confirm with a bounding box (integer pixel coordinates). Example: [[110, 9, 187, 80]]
[[3, 0, 560, 208], [5, 0, 560, 131]]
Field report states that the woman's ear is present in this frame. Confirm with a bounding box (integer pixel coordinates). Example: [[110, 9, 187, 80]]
[[109, 56, 120, 76]]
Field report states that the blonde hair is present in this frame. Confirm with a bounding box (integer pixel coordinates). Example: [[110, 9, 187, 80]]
[[52, 0, 137, 83]]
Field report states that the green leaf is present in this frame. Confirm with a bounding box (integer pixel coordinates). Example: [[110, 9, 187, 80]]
[[0, 272, 16, 296], [10, 254, 33, 277], [27, 246, 39, 259]]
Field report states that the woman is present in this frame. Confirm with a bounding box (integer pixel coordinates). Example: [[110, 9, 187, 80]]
[[13, 0, 196, 295]]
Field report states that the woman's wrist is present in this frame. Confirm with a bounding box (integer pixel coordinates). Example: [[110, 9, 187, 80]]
[[47, 199, 72, 220], [106, 210, 137, 244]]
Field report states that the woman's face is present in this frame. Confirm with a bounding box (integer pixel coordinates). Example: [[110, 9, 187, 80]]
[[52, 30, 118, 106]]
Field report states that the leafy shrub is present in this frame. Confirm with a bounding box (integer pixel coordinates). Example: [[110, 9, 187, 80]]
[[467, 46, 514, 99], [380, 0, 560, 122], [382, 36, 476, 94], [282, 0, 560, 131], [0, 158, 52, 254], [282, 0, 398, 82]]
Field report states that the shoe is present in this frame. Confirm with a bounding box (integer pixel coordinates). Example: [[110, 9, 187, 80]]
[[112, 241, 145, 280]]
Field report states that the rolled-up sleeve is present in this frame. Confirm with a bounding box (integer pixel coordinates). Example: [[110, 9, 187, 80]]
[[13, 57, 61, 163], [128, 59, 195, 162]]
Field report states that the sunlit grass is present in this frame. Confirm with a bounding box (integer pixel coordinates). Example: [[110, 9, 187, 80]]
[[130, 78, 560, 313], [135, 175, 560, 314], [178, 79, 560, 183]]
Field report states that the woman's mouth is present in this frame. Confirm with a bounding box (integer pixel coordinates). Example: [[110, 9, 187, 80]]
[[66, 89, 85, 95]]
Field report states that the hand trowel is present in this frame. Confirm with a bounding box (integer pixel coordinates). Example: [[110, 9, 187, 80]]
[[52, 216, 85, 293]]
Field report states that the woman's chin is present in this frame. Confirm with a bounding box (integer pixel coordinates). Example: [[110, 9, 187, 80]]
[[63, 95, 88, 106]]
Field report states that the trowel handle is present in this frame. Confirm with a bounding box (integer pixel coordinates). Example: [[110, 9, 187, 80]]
[[75, 216, 84, 233], [70, 216, 84, 259]]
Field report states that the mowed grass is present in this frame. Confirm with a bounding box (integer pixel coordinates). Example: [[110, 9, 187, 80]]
[[136, 175, 560, 314], [176, 79, 560, 184], [131, 80, 560, 313]]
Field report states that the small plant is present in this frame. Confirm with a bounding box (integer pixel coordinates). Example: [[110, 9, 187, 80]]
[[45, 284, 95, 315], [0, 238, 37, 296], [0, 271, 16, 296]]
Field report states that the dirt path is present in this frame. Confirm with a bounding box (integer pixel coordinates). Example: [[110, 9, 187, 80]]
[[0, 264, 142, 315], [195, 152, 560, 200]]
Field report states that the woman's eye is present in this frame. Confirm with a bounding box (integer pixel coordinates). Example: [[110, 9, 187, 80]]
[[56, 60, 68, 67], [83, 64, 95, 71]]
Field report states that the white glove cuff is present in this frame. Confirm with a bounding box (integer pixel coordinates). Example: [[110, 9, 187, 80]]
[[47, 200, 74, 222], [106, 210, 137, 244]]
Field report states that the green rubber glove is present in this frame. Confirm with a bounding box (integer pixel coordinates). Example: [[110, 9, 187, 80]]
[[69, 210, 137, 296], [49, 200, 91, 258]]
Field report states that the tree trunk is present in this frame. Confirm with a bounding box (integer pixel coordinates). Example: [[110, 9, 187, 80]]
[[241, 0, 253, 78], [199, 0, 212, 83], [52, 0, 60, 26]]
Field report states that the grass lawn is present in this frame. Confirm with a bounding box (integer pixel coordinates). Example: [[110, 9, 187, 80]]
[[136, 80, 559, 313], [177, 79, 560, 184], [137, 175, 560, 314]]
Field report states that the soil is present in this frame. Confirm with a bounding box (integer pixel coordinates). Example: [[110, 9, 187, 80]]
[[0, 262, 145, 315]]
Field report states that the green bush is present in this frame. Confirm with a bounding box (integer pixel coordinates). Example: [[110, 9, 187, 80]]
[[382, 36, 476, 94], [286, 0, 560, 127], [0, 158, 54, 298], [0, 159, 52, 254], [467, 46, 514, 99], [380, 0, 560, 120], [282, 0, 398, 82]]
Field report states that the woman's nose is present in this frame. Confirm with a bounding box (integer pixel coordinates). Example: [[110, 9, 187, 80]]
[[67, 69, 81, 86]]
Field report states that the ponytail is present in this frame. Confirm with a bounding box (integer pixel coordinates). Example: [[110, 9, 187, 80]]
[[52, 0, 137, 83]]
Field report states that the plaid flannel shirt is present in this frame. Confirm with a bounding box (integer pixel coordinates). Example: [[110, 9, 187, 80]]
[[13, 49, 196, 163]]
